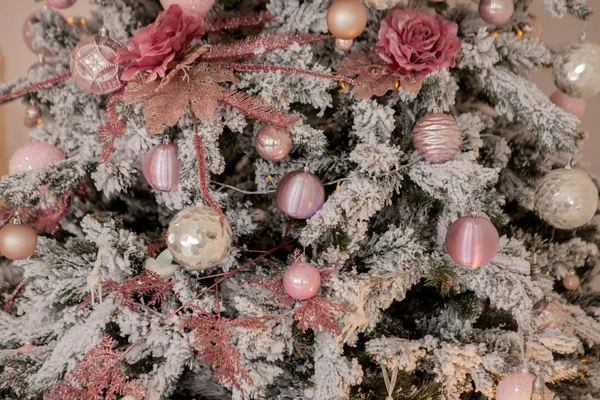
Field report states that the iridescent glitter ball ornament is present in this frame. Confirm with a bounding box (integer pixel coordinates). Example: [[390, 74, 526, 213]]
[[533, 300, 566, 330], [327, 0, 368, 40], [553, 41, 600, 99], [445, 213, 500, 269], [46, 0, 77, 9], [358, 0, 402, 9], [9, 142, 65, 174], [142, 138, 181, 192], [535, 168, 598, 230], [0, 217, 38, 261], [413, 113, 462, 163], [276, 170, 325, 220], [283, 261, 322, 301], [70, 28, 124, 95], [479, 0, 514, 25], [551, 90, 587, 119], [495, 371, 536, 400], [254, 125, 293, 161], [167, 206, 232, 270]]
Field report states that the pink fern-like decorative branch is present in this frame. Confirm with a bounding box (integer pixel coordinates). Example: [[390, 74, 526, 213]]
[[205, 11, 275, 33], [221, 90, 299, 128], [293, 296, 352, 335], [104, 270, 176, 312], [0, 192, 72, 235], [226, 62, 356, 85], [98, 89, 126, 163]]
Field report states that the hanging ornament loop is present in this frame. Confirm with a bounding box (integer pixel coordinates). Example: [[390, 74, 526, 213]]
[[381, 364, 398, 400]]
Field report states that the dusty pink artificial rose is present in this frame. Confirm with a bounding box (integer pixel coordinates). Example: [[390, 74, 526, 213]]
[[117, 5, 205, 82], [376, 8, 462, 74]]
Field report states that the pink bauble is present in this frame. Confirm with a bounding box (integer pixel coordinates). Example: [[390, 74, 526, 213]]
[[524, 14, 543, 38], [9, 142, 65, 174], [327, 0, 368, 40], [562, 274, 581, 290], [413, 113, 462, 163], [142, 142, 181, 192], [283, 261, 322, 300], [496, 371, 535, 400], [479, 0, 514, 25], [22, 14, 53, 56], [276, 171, 325, 220], [551, 90, 586, 119], [160, 0, 216, 17], [0, 222, 38, 261], [254, 126, 293, 161], [24, 116, 39, 128], [445, 214, 500, 269], [335, 38, 354, 51], [46, 0, 77, 9], [25, 104, 42, 120], [70, 31, 124, 95]]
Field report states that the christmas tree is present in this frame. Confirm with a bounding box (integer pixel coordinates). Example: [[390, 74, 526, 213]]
[[1, 0, 600, 399]]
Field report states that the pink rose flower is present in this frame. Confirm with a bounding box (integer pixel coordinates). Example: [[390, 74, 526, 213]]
[[118, 5, 205, 82], [375, 8, 462, 74]]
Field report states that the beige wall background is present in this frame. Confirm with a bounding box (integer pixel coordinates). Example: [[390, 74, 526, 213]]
[[0, 1, 598, 174]]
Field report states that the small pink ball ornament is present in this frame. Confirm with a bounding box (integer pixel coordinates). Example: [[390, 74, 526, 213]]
[[142, 139, 181, 192], [22, 14, 54, 56], [327, 0, 368, 40], [160, 0, 216, 18], [495, 371, 535, 400], [562, 272, 581, 290], [479, 0, 514, 26], [335, 38, 354, 52], [9, 142, 65, 175], [276, 170, 325, 220], [70, 28, 124, 95], [0, 217, 38, 261], [46, 0, 77, 9], [551, 90, 587, 120], [283, 261, 322, 301], [254, 126, 293, 161], [412, 113, 462, 163], [445, 213, 500, 269]]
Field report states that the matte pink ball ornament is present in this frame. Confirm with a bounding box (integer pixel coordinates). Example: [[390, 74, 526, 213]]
[[479, 0, 514, 25], [276, 170, 325, 220], [160, 0, 216, 18], [326, 0, 368, 40], [445, 213, 500, 269], [563, 272, 581, 290], [254, 125, 293, 161], [142, 139, 181, 192], [0, 218, 38, 261], [551, 90, 587, 119], [495, 371, 535, 400], [70, 28, 124, 95], [413, 113, 462, 163], [283, 261, 322, 301], [9, 142, 65, 174], [46, 0, 77, 9]]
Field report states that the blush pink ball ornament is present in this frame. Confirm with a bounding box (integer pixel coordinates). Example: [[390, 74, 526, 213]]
[[445, 213, 500, 269], [551, 90, 587, 120], [22, 14, 54, 56], [327, 0, 368, 40], [563, 272, 581, 290], [0, 218, 38, 261], [70, 28, 124, 95], [46, 0, 77, 9], [160, 0, 216, 18], [413, 113, 462, 163], [142, 139, 181, 192], [479, 0, 514, 25], [495, 371, 535, 400], [283, 261, 322, 301], [254, 125, 293, 161], [9, 142, 65, 174], [276, 170, 325, 220]]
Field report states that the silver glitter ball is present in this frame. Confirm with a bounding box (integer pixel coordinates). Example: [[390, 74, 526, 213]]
[[553, 41, 600, 99], [412, 113, 462, 163], [535, 168, 598, 230], [167, 206, 232, 270]]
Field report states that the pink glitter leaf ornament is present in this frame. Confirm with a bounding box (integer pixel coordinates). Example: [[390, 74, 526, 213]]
[[45, 335, 145, 400], [293, 296, 353, 335], [221, 90, 300, 128], [98, 88, 126, 163], [205, 10, 276, 33], [337, 52, 425, 99]]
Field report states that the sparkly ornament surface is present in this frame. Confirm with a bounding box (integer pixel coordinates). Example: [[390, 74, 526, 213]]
[[276, 170, 325, 220], [495, 371, 535, 400], [445, 215, 499, 269], [533, 300, 566, 330], [413, 113, 462, 163], [142, 142, 181, 192], [335, 38, 354, 52], [358, 0, 402, 9], [254, 125, 293, 161], [551, 90, 586, 119], [9, 142, 65, 174], [167, 206, 232, 270], [70, 31, 124, 95], [0, 222, 38, 260], [160, 0, 215, 18], [283, 262, 321, 301], [25, 104, 42, 120], [562, 274, 581, 290], [535, 168, 598, 230], [326, 0, 368, 40], [46, 0, 77, 8], [479, 0, 514, 25], [553, 41, 600, 99]]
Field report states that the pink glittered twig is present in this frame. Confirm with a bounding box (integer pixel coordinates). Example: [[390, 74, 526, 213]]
[[0, 72, 72, 105], [205, 11, 276, 33], [4, 278, 27, 314], [225, 63, 356, 85]]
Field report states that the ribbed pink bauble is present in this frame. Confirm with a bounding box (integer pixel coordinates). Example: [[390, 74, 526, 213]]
[[445, 214, 500, 269], [142, 142, 181, 192], [0, 222, 38, 260], [254, 125, 293, 161], [413, 113, 462, 163], [46, 0, 77, 9], [276, 171, 325, 220], [326, 0, 368, 40], [283, 261, 321, 301], [479, 0, 514, 25], [496, 371, 535, 400], [562, 274, 581, 290], [9, 142, 65, 174], [551, 90, 587, 119], [160, 0, 215, 17]]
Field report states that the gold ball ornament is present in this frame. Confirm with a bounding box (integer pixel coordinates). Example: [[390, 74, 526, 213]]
[[0, 218, 38, 260], [326, 0, 368, 40]]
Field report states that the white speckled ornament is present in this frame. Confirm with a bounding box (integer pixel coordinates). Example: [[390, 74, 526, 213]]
[[496, 371, 535, 400], [553, 41, 600, 99]]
